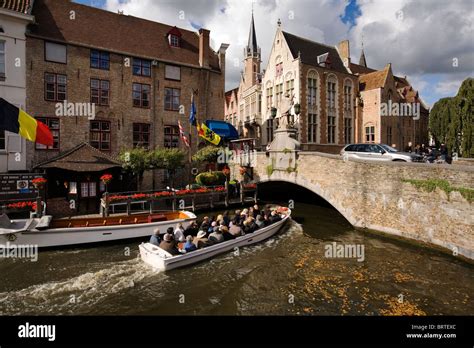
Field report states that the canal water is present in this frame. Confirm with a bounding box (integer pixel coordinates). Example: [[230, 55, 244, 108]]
[[0, 202, 472, 316]]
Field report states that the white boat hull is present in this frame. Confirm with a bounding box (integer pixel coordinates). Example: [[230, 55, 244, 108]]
[[139, 210, 291, 271], [0, 212, 196, 248]]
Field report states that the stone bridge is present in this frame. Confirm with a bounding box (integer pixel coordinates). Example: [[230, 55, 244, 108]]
[[231, 151, 474, 260]]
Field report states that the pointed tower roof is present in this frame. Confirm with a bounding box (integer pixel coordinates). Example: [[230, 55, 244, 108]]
[[359, 49, 367, 67], [245, 11, 260, 58]]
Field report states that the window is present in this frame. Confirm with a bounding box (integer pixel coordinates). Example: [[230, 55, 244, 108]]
[[169, 35, 180, 47], [344, 84, 352, 111], [69, 182, 77, 194], [45, 73, 67, 101], [80, 182, 97, 198], [133, 123, 150, 149], [344, 118, 352, 144], [164, 88, 180, 111], [327, 78, 337, 144], [275, 63, 283, 77], [165, 65, 181, 80], [286, 79, 294, 96], [36, 118, 60, 150], [133, 58, 151, 77], [90, 120, 111, 151], [132, 83, 150, 108], [266, 119, 274, 143], [276, 83, 283, 106], [164, 126, 179, 148], [0, 130, 5, 150], [387, 126, 392, 145], [91, 79, 110, 106], [307, 74, 318, 111], [90, 50, 110, 70], [308, 113, 317, 143], [266, 87, 273, 109], [45, 42, 67, 64], [365, 126, 375, 143], [0, 41, 5, 80]]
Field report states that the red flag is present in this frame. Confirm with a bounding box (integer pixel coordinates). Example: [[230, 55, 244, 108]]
[[178, 120, 190, 148]]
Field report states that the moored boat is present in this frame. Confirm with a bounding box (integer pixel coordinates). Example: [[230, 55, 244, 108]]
[[139, 207, 291, 271], [0, 211, 196, 248]]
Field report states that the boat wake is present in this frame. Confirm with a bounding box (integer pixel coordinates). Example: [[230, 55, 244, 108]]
[[0, 257, 162, 315]]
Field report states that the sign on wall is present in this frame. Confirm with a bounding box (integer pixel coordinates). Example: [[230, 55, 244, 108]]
[[0, 173, 44, 201]]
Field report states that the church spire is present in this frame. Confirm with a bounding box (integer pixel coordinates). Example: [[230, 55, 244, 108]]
[[359, 49, 367, 67], [245, 11, 260, 59]]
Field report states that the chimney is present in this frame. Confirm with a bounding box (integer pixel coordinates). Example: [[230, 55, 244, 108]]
[[199, 28, 210, 68], [338, 40, 351, 68], [218, 43, 230, 72]]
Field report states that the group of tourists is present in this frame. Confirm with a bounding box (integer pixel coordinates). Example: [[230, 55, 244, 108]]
[[149, 205, 285, 255]]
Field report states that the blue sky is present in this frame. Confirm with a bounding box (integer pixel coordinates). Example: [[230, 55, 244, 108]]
[[71, 0, 473, 107]]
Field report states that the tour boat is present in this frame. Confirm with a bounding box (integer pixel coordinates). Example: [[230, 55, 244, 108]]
[[0, 211, 196, 248], [139, 207, 291, 271]]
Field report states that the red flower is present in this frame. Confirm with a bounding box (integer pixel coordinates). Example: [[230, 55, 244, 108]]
[[100, 174, 113, 184], [6, 201, 37, 211]]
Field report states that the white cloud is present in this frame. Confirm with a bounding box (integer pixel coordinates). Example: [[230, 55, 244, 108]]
[[102, 0, 473, 102]]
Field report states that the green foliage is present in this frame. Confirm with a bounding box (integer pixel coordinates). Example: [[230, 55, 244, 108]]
[[266, 164, 274, 176], [402, 179, 473, 202], [120, 147, 185, 174], [195, 171, 227, 186], [429, 78, 473, 157], [149, 148, 186, 172], [192, 145, 225, 163], [119, 148, 151, 177]]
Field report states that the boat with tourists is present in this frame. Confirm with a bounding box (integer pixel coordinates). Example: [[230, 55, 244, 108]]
[[0, 211, 196, 248], [139, 206, 291, 271]]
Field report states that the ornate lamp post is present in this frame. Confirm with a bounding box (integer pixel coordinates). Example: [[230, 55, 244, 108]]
[[32, 177, 47, 217]]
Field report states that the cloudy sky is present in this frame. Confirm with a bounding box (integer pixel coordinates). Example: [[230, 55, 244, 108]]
[[76, 0, 473, 106]]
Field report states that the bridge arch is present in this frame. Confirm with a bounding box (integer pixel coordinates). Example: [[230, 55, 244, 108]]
[[257, 173, 358, 227]]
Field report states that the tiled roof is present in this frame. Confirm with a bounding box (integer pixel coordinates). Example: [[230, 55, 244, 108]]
[[359, 67, 390, 91], [282, 31, 348, 74], [225, 87, 238, 107], [350, 63, 376, 75], [34, 142, 122, 172], [29, 0, 221, 71], [0, 0, 33, 14]]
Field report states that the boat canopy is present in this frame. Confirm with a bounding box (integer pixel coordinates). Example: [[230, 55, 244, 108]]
[[204, 120, 239, 141]]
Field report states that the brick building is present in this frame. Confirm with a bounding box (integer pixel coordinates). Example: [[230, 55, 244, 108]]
[[24, 0, 228, 201], [351, 53, 429, 150], [261, 22, 359, 153]]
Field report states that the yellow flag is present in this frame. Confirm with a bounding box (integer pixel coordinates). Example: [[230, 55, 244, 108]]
[[197, 122, 221, 145]]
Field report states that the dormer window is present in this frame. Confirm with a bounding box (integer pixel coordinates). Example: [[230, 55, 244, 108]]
[[169, 35, 180, 47], [317, 53, 331, 68], [167, 27, 182, 48]]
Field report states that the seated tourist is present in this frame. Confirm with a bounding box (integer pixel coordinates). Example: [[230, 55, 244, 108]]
[[221, 225, 235, 241], [222, 211, 230, 226], [248, 207, 255, 219], [255, 215, 265, 229], [149, 228, 161, 246], [233, 210, 242, 225], [184, 222, 199, 237], [216, 214, 224, 225], [243, 217, 257, 234], [269, 211, 282, 224], [208, 221, 218, 234], [229, 222, 243, 237], [184, 235, 197, 253], [209, 228, 225, 244], [193, 230, 210, 249], [159, 233, 179, 255], [253, 205, 260, 218], [174, 223, 186, 243], [200, 216, 210, 232]]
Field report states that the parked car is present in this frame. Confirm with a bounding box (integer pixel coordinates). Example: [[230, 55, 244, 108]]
[[340, 143, 424, 163]]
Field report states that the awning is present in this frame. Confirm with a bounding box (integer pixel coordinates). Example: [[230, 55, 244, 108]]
[[205, 120, 239, 141], [33, 143, 122, 172]]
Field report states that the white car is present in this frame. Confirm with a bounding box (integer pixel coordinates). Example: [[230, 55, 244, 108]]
[[340, 143, 423, 163]]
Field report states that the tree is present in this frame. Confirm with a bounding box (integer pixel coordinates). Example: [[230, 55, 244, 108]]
[[191, 145, 223, 163], [119, 148, 151, 191], [429, 78, 473, 157], [120, 148, 186, 190]]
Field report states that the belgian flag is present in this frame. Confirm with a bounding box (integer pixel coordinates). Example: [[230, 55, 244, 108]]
[[0, 98, 53, 146]]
